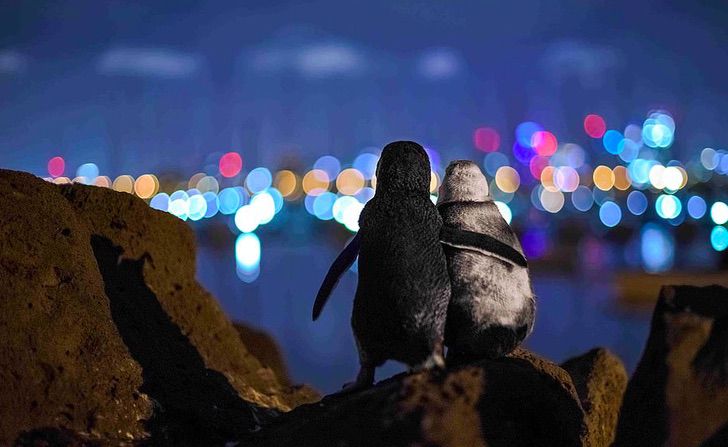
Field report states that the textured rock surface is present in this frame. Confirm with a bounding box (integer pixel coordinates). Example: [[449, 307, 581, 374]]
[[0, 171, 150, 444], [256, 348, 587, 447], [562, 348, 628, 447], [235, 322, 293, 387], [614, 285, 728, 447], [0, 170, 317, 445]]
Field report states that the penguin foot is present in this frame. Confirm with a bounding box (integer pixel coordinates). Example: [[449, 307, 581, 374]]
[[336, 365, 375, 395], [413, 352, 445, 372]]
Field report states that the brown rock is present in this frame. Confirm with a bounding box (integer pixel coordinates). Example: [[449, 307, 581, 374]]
[[0, 170, 317, 445], [614, 285, 728, 447], [0, 170, 151, 445], [258, 349, 586, 446], [561, 348, 628, 447], [234, 322, 293, 387]]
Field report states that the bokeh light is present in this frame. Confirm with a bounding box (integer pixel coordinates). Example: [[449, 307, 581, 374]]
[[540, 189, 565, 213], [495, 166, 520, 193], [484, 152, 508, 177], [593, 166, 615, 191], [554, 166, 579, 192], [312, 192, 337, 220], [687, 196, 707, 219], [627, 190, 648, 215], [473, 127, 500, 152], [656, 194, 682, 219], [336, 168, 365, 195], [531, 131, 557, 156], [187, 193, 208, 221], [641, 223, 674, 272], [218, 187, 245, 215], [197, 176, 219, 194], [571, 185, 594, 211], [112, 175, 135, 193], [150, 193, 170, 212], [583, 114, 606, 138], [599, 201, 622, 227], [76, 163, 99, 184], [235, 205, 259, 233], [302, 169, 330, 196], [711, 226, 728, 251], [612, 166, 631, 190], [246, 167, 273, 193], [235, 233, 261, 283], [250, 191, 276, 225], [353, 153, 379, 179], [275, 170, 298, 198], [134, 174, 159, 199], [602, 130, 623, 154], [516, 121, 543, 147], [203, 191, 219, 218], [711, 201, 728, 225], [94, 176, 111, 188], [314, 155, 342, 179], [642, 111, 675, 148], [219, 152, 243, 178], [701, 148, 718, 170], [47, 156, 65, 178]]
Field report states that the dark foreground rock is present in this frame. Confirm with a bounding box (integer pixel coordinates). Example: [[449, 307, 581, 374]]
[[561, 348, 628, 447], [5, 169, 728, 447], [0, 170, 317, 446], [614, 285, 728, 447], [255, 348, 617, 447]]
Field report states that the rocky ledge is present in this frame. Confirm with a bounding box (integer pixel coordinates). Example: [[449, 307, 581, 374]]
[[0, 169, 727, 446]]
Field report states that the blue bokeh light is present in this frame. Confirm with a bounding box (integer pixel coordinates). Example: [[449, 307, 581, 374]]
[[687, 196, 707, 219], [641, 223, 674, 272], [711, 226, 728, 251], [599, 201, 622, 227], [626, 190, 648, 215]]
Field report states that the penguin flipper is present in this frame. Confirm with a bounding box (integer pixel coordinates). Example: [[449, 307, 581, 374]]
[[439, 226, 528, 268], [312, 232, 362, 321]]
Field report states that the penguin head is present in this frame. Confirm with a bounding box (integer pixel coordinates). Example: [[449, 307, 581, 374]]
[[437, 160, 490, 205], [375, 141, 431, 193]]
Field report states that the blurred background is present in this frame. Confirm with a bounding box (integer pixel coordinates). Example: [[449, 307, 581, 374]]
[[2, 0, 728, 393]]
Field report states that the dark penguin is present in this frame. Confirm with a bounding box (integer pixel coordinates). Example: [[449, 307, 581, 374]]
[[437, 160, 536, 363], [312, 141, 450, 390]]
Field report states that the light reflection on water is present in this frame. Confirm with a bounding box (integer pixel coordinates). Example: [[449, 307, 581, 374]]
[[197, 235, 650, 394]]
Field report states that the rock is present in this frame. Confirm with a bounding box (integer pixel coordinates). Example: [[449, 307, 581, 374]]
[[256, 348, 587, 447], [0, 170, 317, 445], [234, 323, 293, 387], [561, 348, 628, 447], [0, 171, 150, 444], [614, 285, 728, 447]]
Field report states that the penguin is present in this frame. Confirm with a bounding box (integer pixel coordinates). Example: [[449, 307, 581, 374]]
[[437, 160, 535, 363], [312, 141, 451, 391]]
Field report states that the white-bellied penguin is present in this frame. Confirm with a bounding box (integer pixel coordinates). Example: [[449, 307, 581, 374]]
[[437, 160, 535, 363]]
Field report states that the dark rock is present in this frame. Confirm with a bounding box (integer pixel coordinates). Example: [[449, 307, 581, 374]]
[[257, 348, 586, 447], [614, 285, 728, 447], [0, 170, 317, 445], [561, 348, 627, 447]]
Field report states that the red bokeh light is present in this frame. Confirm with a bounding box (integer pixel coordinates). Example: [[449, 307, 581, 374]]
[[47, 156, 65, 178], [529, 155, 549, 179], [473, 127, 500, 152], [531, 131, 557, 156], [219, 152, 243, 178], [584, 114, 607, 138]]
